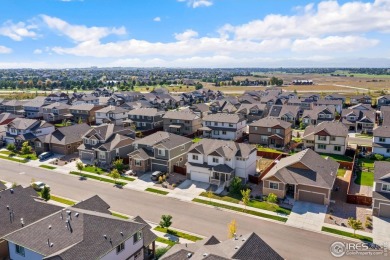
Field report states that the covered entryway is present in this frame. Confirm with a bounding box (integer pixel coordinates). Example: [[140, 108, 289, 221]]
[[379, 203, 390, 218], [298, 190, 325, 205], [190, 171, 210, 183]]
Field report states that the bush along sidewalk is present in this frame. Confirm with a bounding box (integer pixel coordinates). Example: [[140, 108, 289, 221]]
[[69, 171, 127, 186]]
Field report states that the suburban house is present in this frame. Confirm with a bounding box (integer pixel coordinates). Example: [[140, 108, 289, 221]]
[[78, 124, 135, 165], [45, 92, 70, 104], [128, 131, 192, 173], [380, 106, 390, 126], [325, 93, 346, 103], [267, 105, 300, 127], [302, 121, 348, 155], [235, 103, 267, 123], [350, 94, 372, 105], [315, 99, 343, 114], [162, 232, 283, 260], [3, 100, 26, 114], [372, 161, 390, 218], [22, 97, 48, 118], [163, 110, 202, 136], [187, 103, 210, 118], [186, 139, 256, 188], [377, 95, 390, 108], [248, 117, 292, 147], [341, 109, 376, 133], [42, 102, 71, 123], [68, 104, 104, 124], [209, 99, 240, 113], [34, 123, 92, 155], [0, 113, 22, 125], [71, 94, 100, 105], [300, 94, 320, 101], [128, 108, 165, 131], [262, 149, 339, 205], [287, 98, 315, 112], [201, 113, 246, 141], [301, 106, 335, 126], [95, 106, 129, 126], [3, 118, 55, 145], [372, 126, 390, 157]]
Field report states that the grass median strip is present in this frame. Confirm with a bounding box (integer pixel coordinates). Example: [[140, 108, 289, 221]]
[[120, 176, 135, 182], [322, 227, 373, 242], [0, 155, 27, 163], [110, 211, 130, 219], [145, 188, 169, 195], [69, 171, 127, 186], [193, 198, 288, 222], [50, 195, 76, 206], [154, 227, 203, 242], [156, 237, 177, 247], [39, 165, 57, 170]]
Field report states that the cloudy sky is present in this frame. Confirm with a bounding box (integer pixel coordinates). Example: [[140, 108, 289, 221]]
[[0, 0, 390, 68]]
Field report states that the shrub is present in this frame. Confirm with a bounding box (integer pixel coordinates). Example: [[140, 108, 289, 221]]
[[374, 154, 384, 161], [230, 176, 242, 194], [41, 186, 51, 201], [159, 215, 172, 229], [6, 143, 16, 153], [267, 193, 278, 204]]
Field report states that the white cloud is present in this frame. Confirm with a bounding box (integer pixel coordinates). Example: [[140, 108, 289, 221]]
[[174, 29, 198, 41], [292, 36, 379, 52], [153, 17, 161, 22], [178, 0, 213, 8], [0, 20, 38, 41], [33, 49, 43, 54], [40, 15, 126, 42], [0, 46, 12, 54]]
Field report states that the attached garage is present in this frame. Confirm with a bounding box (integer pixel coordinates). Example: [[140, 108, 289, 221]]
[[190, 171, 210, 183], [151, 163, 168, 172], [379, 203, 390, 218], [298, 190, 325, 205], [80, 151, 94, 161]]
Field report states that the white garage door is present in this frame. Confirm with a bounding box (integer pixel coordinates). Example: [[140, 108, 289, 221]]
[[190, 171, 210, 183]]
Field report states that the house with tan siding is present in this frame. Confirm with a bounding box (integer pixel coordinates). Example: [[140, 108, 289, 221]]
[[372, 161, 390, 218], [248, 117, 292, 148]]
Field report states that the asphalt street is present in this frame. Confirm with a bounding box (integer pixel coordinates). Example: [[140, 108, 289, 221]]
[[0, 160, 385, 260]]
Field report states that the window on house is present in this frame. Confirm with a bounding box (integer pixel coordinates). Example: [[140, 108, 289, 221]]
[[222, 131, 227, 135], [318, 144, 326, 150], [134, 250, 142, 260], [275, 129, 281, 134], [15, 245, 25, 257], [267, 128, 271, 132], [318, 136, 327, 141], [116, 243, 125, 254], [269, 182, 279, 190], [135, 160, 141, 166], [261, 135, 268, 142], [229, 123, 233, 127], [212, 157, 219, 163], [382, 184, 390, 192], [213, 130, 219, 135], [387, 148, 390, 153], [133, 231, 142, 244], [330, 137, 336, 141], [254, 127, 258, 130], [334, 146, 341, 152], [214, 122, 218, 126], [379, 137, 386, 142], [158, 149, 165, 156], [192, 155, 198, 160]]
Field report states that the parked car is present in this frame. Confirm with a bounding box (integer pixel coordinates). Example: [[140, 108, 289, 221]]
[[151, 171, 164, 181], [31, 181, 48, 191], [38, 151, 54, 161], [124, 169, 137, 176]]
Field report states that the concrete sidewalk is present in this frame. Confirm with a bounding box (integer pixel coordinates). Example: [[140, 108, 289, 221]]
[[323, 223, 373, 238]]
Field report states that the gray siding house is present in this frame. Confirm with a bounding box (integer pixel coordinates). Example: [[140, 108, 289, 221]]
[[373, 161, 390, 218], [128, 108, 165, 131], [163, 111, 202, 136]]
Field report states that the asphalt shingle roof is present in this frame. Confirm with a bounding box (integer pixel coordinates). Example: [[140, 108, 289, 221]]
[[45, 123, 91, 145], [250, 117, 291, 129], [374, 161, 390, 183], [203, 113, 245, 124], [133, 131, 191, 149], [163, 110, 199, 120], [303, 121, 348, 138]]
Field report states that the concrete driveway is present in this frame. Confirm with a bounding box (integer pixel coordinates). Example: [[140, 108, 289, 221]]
[[287, 201, 327, 232], [373, 217, 390, 246], [167, 180, 209, 201]]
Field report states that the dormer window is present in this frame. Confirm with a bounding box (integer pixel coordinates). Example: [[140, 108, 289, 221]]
[[212, 157, 219, 163], [382, 184, 390, 192], [158, 149, 165, 156], [379, 137, 386, 142]]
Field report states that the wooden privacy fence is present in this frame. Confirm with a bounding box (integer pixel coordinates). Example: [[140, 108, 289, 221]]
[[173, 165, 186, 175]]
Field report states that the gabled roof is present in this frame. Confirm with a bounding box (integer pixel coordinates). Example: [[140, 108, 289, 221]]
[[133, 131, 191, 149], [374, 161, 390, 183], [23, 96, 48, 107], [203, 113, 245, 124], [268, 105, 299, 118], [163, 110, 199, 120], [303, 121, 348, 138], [374, 126, 390, 138], [128, 108, 164, 117], [96, 105, 128, 114], [7, 118, 38, 130], [249, 117, 291, 129], [69, 104, 96, 111], [43, 102, 71, 109], [0, 113, 22, 124], [45, 123, 91, 145], [72, 195, 111, 214], [302, 106, 334, 119]]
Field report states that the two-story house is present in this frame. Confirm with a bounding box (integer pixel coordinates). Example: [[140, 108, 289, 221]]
[[22, 97, 48, 118], [42, 102, 71, 123], [302, 121, 348, 155], [3, 118, 54, 145], [3, 100, 26, 115], [78, 124, 135, 165], [325, 93, 346, 103], [267, 105, 300, 127], [301, 106, 335, 126], [377, 95, 390, 109], [372, 126, 390, 157], [71, 94, 100, 105], [235, 103, 267, 123], [95, 106, 129, 126], [248, 117, 292, 148], [128, 131, 192, 173], [372, 161, 390, 218], [45, 91, 70, 104], [202, 113, 246, 141], [186, 139, 256, 190], [350, 94, 372, 105], [341, 109, 376, 133], [0, 113, 22, 125], [163, 111, 202, 136], [69, 104, 104, 124], [128, 108, 165, 131], [315, 99, 343, 114]]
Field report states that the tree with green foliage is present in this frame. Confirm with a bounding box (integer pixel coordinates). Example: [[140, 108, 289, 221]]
[[230, 176, 242, 194], [6, 143, 16, 153], [267, 193, 278, 204], [159, 214, 173, 229], [113, 159, 124, 172], [41, 186, 51, 201], [240, 189, 251, 211], [76, 161, 84, 175], [78, 117, 83, 124], [20, 141, 32, 155], [348, 217, 363, 236], [374, 154, 384, 161], [109, 168, 121, 185]]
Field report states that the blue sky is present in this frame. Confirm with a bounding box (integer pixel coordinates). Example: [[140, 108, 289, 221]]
[[0, 0, 389, 68]]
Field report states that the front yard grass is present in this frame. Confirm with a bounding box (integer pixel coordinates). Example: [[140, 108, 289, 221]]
[[354, 171, 374, 186], [0, 151, 38, 160], [0, 155, 27, 163], [145, 188, 169, 195], [193, 198, 288, 222], [83, 165, 105, 175], [320, 153, 353, 162], [192, 137, 202, 143], [321, 227, 373, 242], [337, 168, 347, 177], [50, 195, 76, 206], [156, 237, 177, 247], [154, 227, 203, 242], [120, 176, 135, 182], [39, 165, 57, 170], [199, 192, 291, 215], [69, 171, 127, 186], [359, 158, 375, 169]]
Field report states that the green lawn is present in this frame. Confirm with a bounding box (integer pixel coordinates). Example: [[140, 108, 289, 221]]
[[199, 192, 291, 215], [0, 151, 37, 160], [292, 137, 302, 143], [193, 198, 288, 222], [321, 227, 373, 242], [354, 171, 374, 186], [192, 137, 202, 143], [50, 195, 76, 206], [359, 158, 375, 169], [145, 188, 169, 195], [320, 153, 353, 162], [257, 147, 283, 154], [83, 166, 105, 175], [0, 155, 27, 163], [39, 165, 56, 170], [154, 227, 203, 242], [69, 171, 127, 186], [110, 211, 130, 219], [337, 168, 347, 177], [355, 134, 373, 139], [120, 176, 135, 182], [156, 237, 177, 247]]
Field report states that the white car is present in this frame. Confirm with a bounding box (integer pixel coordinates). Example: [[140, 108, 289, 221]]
[[31, 181, 48, 191]]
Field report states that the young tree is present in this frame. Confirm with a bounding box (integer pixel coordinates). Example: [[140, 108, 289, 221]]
[[76, 161, 84, 175], [240, 189, 251, 211], [78, 117, 83, 124], [228, 219, 237, 239], [41, 186, 51, 201], [6, 143, 16, 153], [113, 159, 124, 172], [348, 217, 363, 236], [20, 141, 32, 155], [109, 169, 121, 185], [267, 193, 278, 204], [159, 214, 173, 229], [230, 176, 242, 194], [207, 189, 213, 204]]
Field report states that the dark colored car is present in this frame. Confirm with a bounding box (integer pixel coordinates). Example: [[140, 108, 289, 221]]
[[151, 171, 164, 181], [38, 151, 54, 161]]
